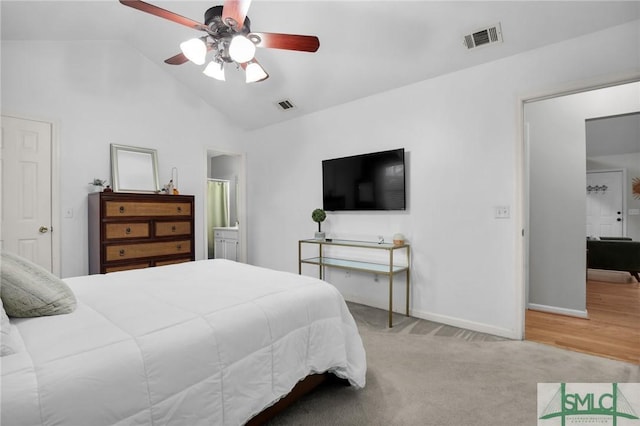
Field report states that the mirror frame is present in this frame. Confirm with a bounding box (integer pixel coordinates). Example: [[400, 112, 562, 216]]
[[110, 144, 160, 193]]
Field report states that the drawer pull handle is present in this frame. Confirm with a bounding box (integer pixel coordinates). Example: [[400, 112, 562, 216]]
[[119, 249, 126, 257], [177, 206, 182, 213], [125, 227, 131, 234], [171, 226, 176, 232], [177, 244, 182, 250], [119, 206, 125, 214]]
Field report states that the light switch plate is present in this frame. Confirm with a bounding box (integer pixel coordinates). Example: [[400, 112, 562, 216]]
[[495, 206, 510, 219]]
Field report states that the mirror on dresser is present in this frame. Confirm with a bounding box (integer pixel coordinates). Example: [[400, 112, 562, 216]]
[[110, 144, 160, 193]]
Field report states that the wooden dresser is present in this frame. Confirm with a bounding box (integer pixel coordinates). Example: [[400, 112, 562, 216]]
[[88, 192, 195, 274]]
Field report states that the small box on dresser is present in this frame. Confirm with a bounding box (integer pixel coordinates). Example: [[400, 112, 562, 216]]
[[89, 192, 195, 274]]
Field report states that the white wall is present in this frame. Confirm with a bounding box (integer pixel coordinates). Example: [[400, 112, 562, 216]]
[[243, 20, 640, 338], [526, 83, 640, 316], [1, 40, 241, 278], [588, 152, 640, 240]]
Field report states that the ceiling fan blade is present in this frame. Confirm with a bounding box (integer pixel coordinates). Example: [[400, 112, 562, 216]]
[[119, 0, 208, 32], [165, 53, 189, 65], [250, 33, 320, 52], [222, 0, 252, 30]]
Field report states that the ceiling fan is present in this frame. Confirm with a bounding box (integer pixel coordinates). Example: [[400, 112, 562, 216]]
[[119, 0, 320, 83]]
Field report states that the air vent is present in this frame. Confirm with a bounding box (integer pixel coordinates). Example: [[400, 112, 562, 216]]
[[464, 23, 503, 49], [276, 99, 296, 111]]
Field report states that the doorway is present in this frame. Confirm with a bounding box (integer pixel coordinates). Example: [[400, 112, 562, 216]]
[[523, 80, 640, 359], [205, 149, 246, 262], [525, 81, 640, 318], [0, 115, 59, 274]]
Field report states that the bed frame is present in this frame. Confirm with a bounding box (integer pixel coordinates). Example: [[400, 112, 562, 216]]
[[247, 373, 349, 424]]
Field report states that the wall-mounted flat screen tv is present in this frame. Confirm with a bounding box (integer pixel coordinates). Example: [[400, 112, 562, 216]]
[[322, 148, 406, 211]]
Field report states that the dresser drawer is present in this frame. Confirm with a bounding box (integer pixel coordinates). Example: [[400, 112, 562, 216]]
[[155, 258, 191, 267], [105, 201, 192, 217], [105, 240, 192, 261], [105, 262, 151, 273], [105, 222, 150, 240], [214, 229, 238, 240], [155, 221, 191, 237]]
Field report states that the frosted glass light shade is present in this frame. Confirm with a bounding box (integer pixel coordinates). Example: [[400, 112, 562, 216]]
[[180, 38, 207, 65], [245, 61, 268, 83], [229, 35, 256, 63], [203, 61, 225, 81]]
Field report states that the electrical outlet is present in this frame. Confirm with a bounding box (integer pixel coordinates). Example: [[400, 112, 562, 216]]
[[373, 274, 379, 282]]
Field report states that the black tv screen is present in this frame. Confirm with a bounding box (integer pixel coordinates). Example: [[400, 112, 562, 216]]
[[322, 148, 406, 211]]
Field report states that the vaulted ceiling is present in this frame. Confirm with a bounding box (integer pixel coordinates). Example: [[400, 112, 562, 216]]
[[2, 1, 639, 130]]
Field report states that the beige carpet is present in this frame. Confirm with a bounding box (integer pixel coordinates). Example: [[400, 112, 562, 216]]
[[266, 303, 640, 426]]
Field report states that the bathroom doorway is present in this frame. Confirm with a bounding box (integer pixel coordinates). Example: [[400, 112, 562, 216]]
[[206, 150, 245, 261]]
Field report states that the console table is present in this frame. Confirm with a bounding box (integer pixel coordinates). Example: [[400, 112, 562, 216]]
[[298, 239, 410, 327]]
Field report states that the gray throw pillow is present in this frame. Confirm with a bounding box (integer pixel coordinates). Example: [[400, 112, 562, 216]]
[[1, 252, 76, 317]]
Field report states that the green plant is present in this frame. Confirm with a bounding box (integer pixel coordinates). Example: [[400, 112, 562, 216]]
[[311, 208, 326, 232], [90, 178, 107, 186]]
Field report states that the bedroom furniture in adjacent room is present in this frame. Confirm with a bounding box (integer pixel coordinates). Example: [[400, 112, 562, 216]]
[[298, 238, 410, 327], [88, 192, 195, 274], [213, 227, 239, 261], [1, 258, 366, 426]]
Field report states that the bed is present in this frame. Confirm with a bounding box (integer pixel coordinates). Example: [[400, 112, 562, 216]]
[[1, 258, 366, 425]]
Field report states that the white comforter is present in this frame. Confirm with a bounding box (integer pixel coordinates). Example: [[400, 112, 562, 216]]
[[1, 260, 366, 426]]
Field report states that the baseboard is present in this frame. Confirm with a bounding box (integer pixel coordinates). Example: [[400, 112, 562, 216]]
[[527, 303, 588, 318], [343, 294, 519, 339], [410, 308, 520, 340]]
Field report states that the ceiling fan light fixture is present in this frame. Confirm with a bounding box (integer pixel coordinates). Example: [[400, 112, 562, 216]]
[[245, 61, 268, 83], [229, 35, 256, 63], [180, 37, 207, 65], [203, 61, 225, 81]]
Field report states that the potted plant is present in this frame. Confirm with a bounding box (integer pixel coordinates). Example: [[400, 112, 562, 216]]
[[311, 208, 327, 240], [89, 178, 107, 192]]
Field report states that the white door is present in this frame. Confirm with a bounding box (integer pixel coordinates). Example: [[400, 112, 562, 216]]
[[586, 170, 624, 238], [1, 115, 54, 270]]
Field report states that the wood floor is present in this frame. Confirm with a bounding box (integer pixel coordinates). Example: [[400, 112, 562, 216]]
[[525, 278, 640, 365]]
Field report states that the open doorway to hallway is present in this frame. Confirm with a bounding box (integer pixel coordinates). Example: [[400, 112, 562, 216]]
[[524, 81, 640, 361]]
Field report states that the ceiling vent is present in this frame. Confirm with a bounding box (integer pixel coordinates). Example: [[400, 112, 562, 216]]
[[276, 99, 296, 111], [464, 23, 503, 49]]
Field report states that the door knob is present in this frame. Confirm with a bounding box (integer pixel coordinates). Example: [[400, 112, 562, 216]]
[[39, 226, 49, 233]]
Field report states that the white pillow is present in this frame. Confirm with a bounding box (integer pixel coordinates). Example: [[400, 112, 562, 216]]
[[1, 298, 17, 356]]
